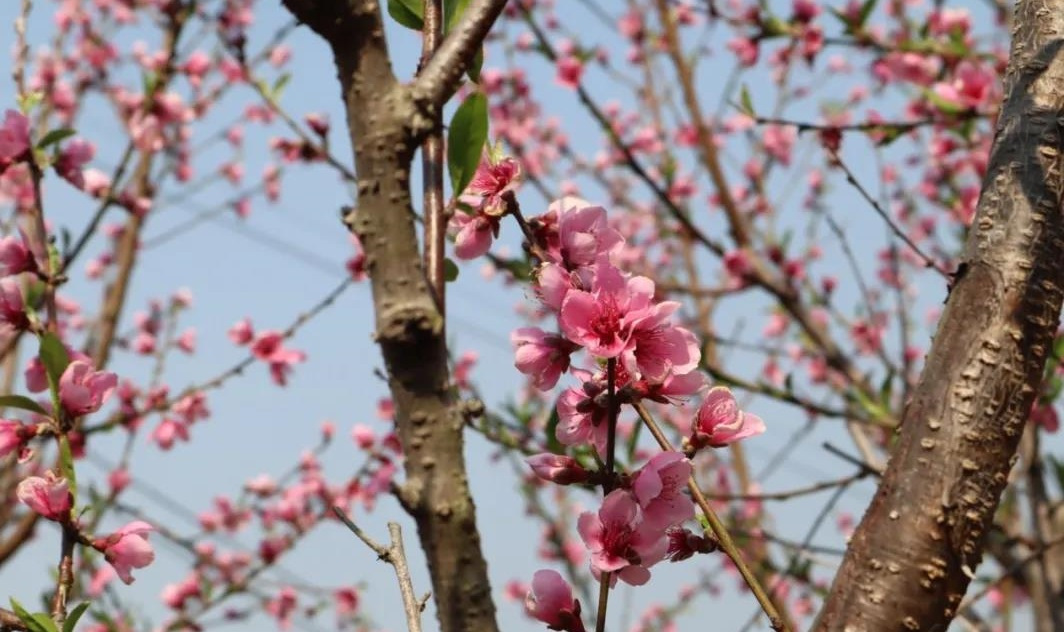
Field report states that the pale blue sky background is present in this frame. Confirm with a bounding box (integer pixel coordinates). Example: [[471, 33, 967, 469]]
[[0, 1, 1054, 631]]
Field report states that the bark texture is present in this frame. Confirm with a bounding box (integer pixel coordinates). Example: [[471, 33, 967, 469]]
[[815, 1, 1064, 629], [278, 2, 506, 631]]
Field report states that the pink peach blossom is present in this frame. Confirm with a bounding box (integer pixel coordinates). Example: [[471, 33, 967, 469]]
[[0, 110, 30, 164], [462, 151, 522, 216], [512, 327, 578, 390], [59, 360, 117, 417], [17, 471, 71, 521], [692, 386, 766, 448], [0, 420, 24, 457], [95, 520, 155, 584], [631, 452, 694, 530], [525, 569, 585, 632], [55, 138, 94, 188], [0, 278, 28, 332], [0, 233, 37, 275], [577, 489, 667, 585], [559, 261, 650, 359]]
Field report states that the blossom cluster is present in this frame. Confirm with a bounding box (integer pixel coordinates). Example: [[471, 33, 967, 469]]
[[460, 193, 768, 628]]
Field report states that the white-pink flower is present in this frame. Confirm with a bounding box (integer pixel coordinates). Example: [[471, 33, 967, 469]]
[[577, 489, 667, 585], [95, 520, 155, 584], [525, 569, 586, 632], [631, 452, 694, 530], [0, 110, 30, 163], [17, 472, 71, 521], [59, 360, 117, 417], [512, 327, 578, 391], [692, 386, 766, 448]]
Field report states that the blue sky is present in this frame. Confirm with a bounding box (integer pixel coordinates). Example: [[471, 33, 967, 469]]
[[0, 1, 1051, 631]]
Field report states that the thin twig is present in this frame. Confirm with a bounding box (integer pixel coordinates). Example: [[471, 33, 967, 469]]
[[828, 148, 949, 278], [633, 402, 789, 631], [332, 510, 425, 632]]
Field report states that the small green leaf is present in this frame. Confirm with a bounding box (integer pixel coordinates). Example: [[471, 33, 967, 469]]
[[39, 332, 71, 392], [388, 0, 424, 29], [467, 48, 483, 84], [1049, 455, 1064, 496], [36, 129, 76, 150], [857, 0, 877, 26], [63, 602, 91, 632], [59, 435, 77, 502], [447, 91, 489, 197], [444, 0, 470, 32], [545, 400, 563, 455], [9, 599, 55, 632], [625, 418, 643, 463], [738, 84, 755, 116], [443, 258, 460, 282], [32, 613, 57, 632], [270, 74, 291, 101], [923, 88, 965, 116], [17, 91, 44, 114], [0, 394, 47, 415]]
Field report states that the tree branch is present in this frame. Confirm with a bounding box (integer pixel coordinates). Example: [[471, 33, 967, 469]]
[[334, 510, 427, 632], [410, 0, 508, 109], [280, 2, 502, 630], [815, 0, 1064, 628]]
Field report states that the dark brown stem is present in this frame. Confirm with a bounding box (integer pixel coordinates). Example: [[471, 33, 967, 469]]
[[420, 0, 446, 317], [594, 357, 620, 632]]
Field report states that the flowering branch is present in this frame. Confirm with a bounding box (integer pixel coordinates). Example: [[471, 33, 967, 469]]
[[632, 402, 791, 631]]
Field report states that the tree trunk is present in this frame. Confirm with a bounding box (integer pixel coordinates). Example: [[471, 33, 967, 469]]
[[815, 0, 1064, 629]]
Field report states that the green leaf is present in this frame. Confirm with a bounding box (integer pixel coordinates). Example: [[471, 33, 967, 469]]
[[388, 0, 424, 29], [17, 91, 44, 114], [444, 0, 470, 32], [9, 599, 55, 632], [443, 258, 459, 282], [625, 418, 643, 463], [738, 84, 755, 116], [1049, 455, 1064, 496], [270, 74, 291, 102], [446, 91, 489, 197], [467, 48, 483, 84], [851, 388, 889, 423], [63, 602, 90, 632], [0, 394, 47, 415], [923, 87, 965, 116], [38, 332, 71, 393], [857, 0, 877, 27], [545, 400, 563, 455], [36, 129, 76, 150], [59, 435, 77, 502]]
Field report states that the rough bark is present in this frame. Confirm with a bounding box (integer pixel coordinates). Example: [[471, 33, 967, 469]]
[[277, 2, 506, 631], [815, 1, 1064, 629]]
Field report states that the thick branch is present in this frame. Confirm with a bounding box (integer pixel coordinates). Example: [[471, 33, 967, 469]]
[[280, 2, 501, 631], [815, 0, 1064, 629], [410, 0, 508, 109]]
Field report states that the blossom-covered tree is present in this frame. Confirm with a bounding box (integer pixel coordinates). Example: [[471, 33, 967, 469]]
[[0, 0, 1063, 631]]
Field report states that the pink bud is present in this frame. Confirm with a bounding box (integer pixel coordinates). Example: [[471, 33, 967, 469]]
[[525, 570, 585, 632], [17, 472, 71, 521], [526, 453, 590, 485], [692, 386, 766, 449], [0, 419, 26, 457]]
